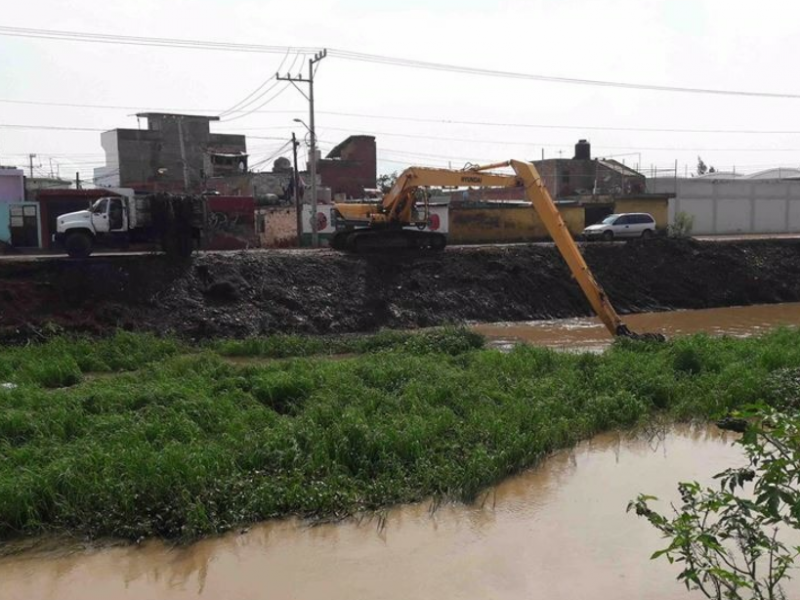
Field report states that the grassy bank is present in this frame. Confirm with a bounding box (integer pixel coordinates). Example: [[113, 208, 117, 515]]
[[1, 327, 799, 541]]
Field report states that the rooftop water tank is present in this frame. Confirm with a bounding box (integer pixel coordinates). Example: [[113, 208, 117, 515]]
[[574, 139, 591, 160]]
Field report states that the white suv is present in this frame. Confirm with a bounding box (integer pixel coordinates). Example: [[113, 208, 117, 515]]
[[582, 213, 656, 240]]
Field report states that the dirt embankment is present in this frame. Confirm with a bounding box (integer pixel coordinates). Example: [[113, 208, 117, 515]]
[[2, 239, 800, 341]]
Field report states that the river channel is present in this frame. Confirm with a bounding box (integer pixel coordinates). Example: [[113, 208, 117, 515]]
[[2, 426, 788, 600], [474, 301, 800, 352]]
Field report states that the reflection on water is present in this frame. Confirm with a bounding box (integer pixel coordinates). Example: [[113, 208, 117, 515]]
[[3, 425, 787, 600], [474, 302, 800, 352]]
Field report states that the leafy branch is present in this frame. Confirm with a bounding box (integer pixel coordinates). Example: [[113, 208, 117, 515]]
[[629, 406, 800, 600]]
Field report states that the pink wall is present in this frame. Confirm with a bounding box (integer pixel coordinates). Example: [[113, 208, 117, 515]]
[[0, 168, 25, 202]]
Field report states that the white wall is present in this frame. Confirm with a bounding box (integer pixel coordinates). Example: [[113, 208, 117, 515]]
[[300, 205, 450, 235], [663, 179, 800, 235]]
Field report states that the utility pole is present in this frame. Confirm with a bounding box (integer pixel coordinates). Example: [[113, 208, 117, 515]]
[[278, 49, 327, 247], [28, 153, 36, 179], [291, 132, 302, 246], [75, 172, 81, 190]]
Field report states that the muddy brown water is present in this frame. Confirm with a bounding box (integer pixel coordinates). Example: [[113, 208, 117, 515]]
[[5, 425, 798, 600], [475, 302, 800, 352]]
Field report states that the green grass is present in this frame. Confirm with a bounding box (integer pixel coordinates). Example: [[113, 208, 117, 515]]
[[1, 327, 800, 541], [211, 327, 485, 358]]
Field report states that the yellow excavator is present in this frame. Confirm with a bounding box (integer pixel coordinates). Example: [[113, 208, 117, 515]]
[[331, 159, 660, 340]]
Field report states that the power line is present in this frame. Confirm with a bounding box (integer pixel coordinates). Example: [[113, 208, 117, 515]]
[[219, 54, 306, 123], [313, 112, 800, 136], [379, 148, 494, 163], [218, 50, 293, 118], [3, 26, 800, 99], [0, 97, 246, 113], [313, 126, 800, 152], [0, 123, 106, 132], [7, 121, 800, 153], [0, 26, 317, 55], [5, 96, 800, 136], [328, 49, 800, 99], [247, 135, 298, 141], [249, 141, 293, 171], [219, 54, 304, 121], [221, 83, 292, 123]]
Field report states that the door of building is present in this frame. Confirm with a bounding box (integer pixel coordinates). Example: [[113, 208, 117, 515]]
[[9, 204, 39, 247], [584, 204, 614, 227]]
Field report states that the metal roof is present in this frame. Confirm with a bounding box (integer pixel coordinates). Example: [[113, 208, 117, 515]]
[[597, 159, 642, 177], [746, 168, 800, 180]]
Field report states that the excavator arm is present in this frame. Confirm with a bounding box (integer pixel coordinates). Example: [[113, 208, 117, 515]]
[[507, 160, 630, 337], [331, 160, 660, 339]]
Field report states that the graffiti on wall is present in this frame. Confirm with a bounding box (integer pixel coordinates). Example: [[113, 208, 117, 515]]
[[205, 197, 258, 250]]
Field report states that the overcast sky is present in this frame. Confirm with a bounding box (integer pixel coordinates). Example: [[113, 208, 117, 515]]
[[1, 0, 799, 184]]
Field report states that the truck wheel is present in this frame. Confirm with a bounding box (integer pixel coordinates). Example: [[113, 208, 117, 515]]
[[65, 231, 93, 258]]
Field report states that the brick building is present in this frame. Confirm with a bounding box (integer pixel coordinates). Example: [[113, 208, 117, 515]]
[[94, 113, 247, 193], [317, 135, 376, 199]]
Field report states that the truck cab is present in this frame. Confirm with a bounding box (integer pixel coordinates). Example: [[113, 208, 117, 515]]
[[56, 195, 131, 257]]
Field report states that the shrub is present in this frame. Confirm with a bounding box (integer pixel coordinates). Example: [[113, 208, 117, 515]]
[[668, 211, 695, 238]]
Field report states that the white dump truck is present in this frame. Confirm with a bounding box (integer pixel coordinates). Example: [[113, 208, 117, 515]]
[[55, 192, 206, 258]]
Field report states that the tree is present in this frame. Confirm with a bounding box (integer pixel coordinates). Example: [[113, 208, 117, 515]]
[[629, 403, 800, 600], [697, 157, 717, 176], [377, 171, 399, 193]]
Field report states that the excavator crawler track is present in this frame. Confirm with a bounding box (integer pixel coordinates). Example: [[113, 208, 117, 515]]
[[330, 229, 446, 253]]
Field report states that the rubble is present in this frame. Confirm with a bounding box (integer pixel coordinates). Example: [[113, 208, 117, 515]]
[[2, 239, 800, 342]]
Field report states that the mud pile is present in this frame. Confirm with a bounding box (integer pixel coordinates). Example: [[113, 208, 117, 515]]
[[2, 239, 800, 341]]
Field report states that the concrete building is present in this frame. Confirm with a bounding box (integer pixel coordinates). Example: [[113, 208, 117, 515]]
[[448, 140, 645, 203], [531, 140, 646, 199], [94, 113, 247, 193]]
